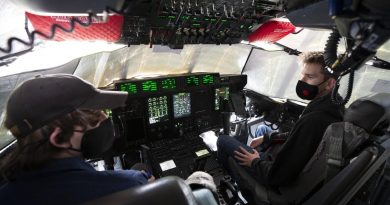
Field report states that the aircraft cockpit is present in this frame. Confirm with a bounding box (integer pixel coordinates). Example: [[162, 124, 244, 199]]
[[1, 0, 390, 205]]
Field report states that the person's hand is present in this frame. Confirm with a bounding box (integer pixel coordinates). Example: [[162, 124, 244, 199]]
[[249, 136, 264, 148], [234, 146, 260, 167], [147, 175, 156, 182], [141, 170, 155, 182]]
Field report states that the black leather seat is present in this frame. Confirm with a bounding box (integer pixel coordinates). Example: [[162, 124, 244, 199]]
[[83, 176, 218, 205], [228, 93, 390, 205]]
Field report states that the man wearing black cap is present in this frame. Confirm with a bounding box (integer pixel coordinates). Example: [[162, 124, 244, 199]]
[[217, 52, 345, 189], [0, 74, 151, 205]]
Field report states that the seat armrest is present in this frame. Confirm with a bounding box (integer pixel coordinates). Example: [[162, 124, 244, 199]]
[[83, 176, 197, 205], [193, 188, 219, 205]]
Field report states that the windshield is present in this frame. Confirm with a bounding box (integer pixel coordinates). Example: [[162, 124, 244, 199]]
[[73, 44, 251, 87]]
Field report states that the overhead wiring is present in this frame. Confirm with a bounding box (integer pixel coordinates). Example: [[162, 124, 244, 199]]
[[0, 6, 126, 61]]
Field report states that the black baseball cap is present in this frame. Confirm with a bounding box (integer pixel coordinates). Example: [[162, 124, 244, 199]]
[[5, 74, 128, 138]]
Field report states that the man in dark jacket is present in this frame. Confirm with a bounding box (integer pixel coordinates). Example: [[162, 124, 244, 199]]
[[217, 52, 345, 188]]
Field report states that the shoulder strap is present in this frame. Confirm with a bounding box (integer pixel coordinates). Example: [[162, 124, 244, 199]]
[[325, 122, 371, 182], [325, 123, 347, 181]]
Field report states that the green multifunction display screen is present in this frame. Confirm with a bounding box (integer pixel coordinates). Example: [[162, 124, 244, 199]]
[[202, 74, 214, 85], [142, 80, 158, 92], [186, 76, 199, 86], [161, 78, 176, 89], [148, 96, 169, 124], [173, 92, 191, 118], [119, 82, 138, 94]]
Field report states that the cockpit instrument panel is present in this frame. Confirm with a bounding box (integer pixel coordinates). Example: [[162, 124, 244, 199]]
[[112, 73, 247, 148]]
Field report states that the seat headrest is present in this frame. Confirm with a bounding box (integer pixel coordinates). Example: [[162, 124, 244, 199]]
[[344, 93, 390, 133]]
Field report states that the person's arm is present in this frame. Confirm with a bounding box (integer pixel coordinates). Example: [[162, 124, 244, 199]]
[[115, 169, 149, 185]]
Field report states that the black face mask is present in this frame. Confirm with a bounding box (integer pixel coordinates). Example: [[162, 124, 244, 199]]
[[70, 119, 117, 159], [296, 80, 327, 100]]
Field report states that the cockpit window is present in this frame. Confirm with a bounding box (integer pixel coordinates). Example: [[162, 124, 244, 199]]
[[73, 44, 251, 87], [243, 38, 390, 104], [243, 48, 304, 102]]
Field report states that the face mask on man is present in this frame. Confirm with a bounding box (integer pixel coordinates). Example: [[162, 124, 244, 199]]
[[295, 79, 327, 100], [70, 119, 117, 159]]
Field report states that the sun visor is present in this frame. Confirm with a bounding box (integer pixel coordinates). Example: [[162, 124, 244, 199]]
[[248, 20, 296, 43], [25, 12, 124, 42]]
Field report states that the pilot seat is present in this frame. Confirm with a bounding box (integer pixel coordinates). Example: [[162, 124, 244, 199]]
[[228, 93, 390, 205]]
